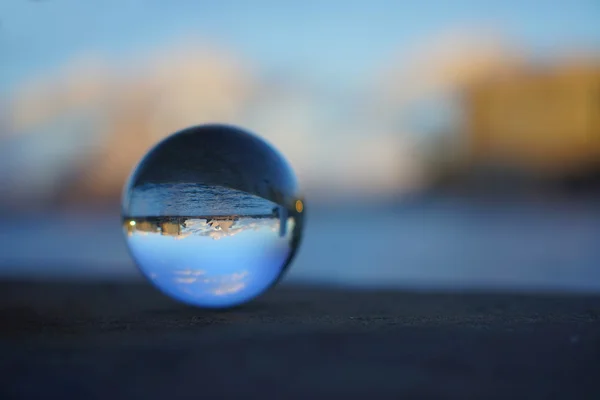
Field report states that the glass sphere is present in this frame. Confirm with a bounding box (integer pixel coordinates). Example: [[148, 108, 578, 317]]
[[122, 124, 304, 309]]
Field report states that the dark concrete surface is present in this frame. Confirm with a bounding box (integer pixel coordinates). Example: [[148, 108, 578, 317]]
[[1, 281, 599, 399]]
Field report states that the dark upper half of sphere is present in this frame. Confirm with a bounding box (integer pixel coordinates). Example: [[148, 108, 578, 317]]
[[126, 124, 300, 207]]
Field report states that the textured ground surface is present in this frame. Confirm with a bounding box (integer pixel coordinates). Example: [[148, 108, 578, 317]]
[[1, 281, 599, 399]]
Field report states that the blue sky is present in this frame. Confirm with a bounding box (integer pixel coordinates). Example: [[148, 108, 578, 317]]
[[1, 0, 599, 93]]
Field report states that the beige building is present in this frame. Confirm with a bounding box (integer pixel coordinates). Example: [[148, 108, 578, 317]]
[[160, 221, 182, 236], [135, 220, 157, 233], [461, 62, 600, 180]]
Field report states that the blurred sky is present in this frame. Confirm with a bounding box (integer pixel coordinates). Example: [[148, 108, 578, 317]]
[[2, 0, 599, 92], [1, 0, 599, 205]]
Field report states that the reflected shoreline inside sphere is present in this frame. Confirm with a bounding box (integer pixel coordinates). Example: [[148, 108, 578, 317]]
[[123, 213, 295, 240]]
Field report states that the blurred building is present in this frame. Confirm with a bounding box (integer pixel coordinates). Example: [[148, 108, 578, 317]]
[[160, 221, 182, 237], [433, 61, 600, 192], [134, 220, 157, 234]]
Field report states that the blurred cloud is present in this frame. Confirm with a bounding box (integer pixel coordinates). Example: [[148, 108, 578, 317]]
[[9, 54, 114, 135], [212, 282, 246, 296], [3, 42, 260, 206], [171, 267, 249, 297], [174, 269, 206, 276], [174, 277, 197, 284]]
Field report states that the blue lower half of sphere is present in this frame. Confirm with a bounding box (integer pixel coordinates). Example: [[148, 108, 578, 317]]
[[125, 216, 294, 308]]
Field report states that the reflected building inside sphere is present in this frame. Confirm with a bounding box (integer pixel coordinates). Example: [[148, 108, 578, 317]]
[[121, 124, 304, 308]]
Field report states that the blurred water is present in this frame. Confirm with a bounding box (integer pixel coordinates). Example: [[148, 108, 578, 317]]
[[1, 197, 599, 293], [127, 183, 277, 217]]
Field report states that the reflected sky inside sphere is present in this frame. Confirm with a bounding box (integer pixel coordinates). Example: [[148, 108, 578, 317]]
[[126, 216, 295, 308]]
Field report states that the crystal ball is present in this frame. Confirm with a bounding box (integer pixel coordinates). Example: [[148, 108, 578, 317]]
[[121, 124, 304, 309]]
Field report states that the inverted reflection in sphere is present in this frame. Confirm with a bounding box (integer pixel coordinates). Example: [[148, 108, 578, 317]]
[[122, 124, 304, 308]]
